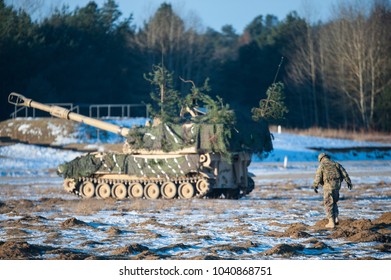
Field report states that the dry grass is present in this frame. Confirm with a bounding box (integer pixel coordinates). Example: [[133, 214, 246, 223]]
[[270, 126, 391, 143]]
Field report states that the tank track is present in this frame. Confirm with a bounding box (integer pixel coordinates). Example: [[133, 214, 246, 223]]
[[63, 175, 212, 200]]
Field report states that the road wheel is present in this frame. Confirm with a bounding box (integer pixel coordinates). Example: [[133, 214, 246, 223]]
[[161, 182, 177, 199], [96, 183, 111, 199], [178, 182, 195, 199], [80, 181, 95, 198], [144, 183, 160, 199], [112, 183, 127, 199], [128, 183, 143, 199]]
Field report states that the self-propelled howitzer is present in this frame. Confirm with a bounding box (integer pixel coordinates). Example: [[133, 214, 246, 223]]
[[8, 92, 273, 199]]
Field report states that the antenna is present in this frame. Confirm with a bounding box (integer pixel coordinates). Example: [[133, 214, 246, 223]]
[[273, 56, 284, 84]]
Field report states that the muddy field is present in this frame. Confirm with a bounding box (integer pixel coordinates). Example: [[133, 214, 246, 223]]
[[0, 162, 390, 260]]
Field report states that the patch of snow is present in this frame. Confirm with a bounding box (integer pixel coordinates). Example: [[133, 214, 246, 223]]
[[0, 143, 82, 177], [255, 132, 391, 163], [47, 121, 79, 145], [17, 124, 31, 133]]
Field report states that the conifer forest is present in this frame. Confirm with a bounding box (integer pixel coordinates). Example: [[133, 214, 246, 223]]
[[1, 0, 390, 131]]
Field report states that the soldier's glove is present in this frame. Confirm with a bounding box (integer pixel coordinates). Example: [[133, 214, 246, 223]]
[[347, 182, 353, 190], [313, 186, 318, 193]]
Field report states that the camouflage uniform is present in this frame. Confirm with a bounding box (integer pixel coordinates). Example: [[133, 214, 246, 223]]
[[312, 153, 352, 227]]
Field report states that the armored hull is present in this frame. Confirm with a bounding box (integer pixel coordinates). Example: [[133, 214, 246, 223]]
[[62, 150, 253, 199], [59, 122, 255, 199]]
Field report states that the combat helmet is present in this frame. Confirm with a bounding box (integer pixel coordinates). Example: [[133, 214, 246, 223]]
[[318, 152, 330, 162]]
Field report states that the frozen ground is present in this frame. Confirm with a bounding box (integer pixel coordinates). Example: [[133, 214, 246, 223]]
[[0, 125, 390, 260]]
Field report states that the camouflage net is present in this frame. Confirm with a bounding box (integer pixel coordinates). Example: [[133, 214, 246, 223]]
[[126, 122, 272, 156], [58, 154, 103, 179], [58, 152, 200, 180]]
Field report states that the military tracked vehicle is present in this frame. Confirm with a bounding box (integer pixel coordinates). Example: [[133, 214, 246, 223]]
[[8, 92, 272, 200]]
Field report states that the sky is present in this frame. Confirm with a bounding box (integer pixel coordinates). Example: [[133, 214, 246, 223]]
[[114, 0, 341, 32], [7, 0, 341, 33]]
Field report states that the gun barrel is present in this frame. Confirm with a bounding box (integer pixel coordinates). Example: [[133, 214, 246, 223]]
[[8, 92, 130, 137]]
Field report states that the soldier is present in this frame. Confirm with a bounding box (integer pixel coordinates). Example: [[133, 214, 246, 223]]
[[312, 153, 353, 228]]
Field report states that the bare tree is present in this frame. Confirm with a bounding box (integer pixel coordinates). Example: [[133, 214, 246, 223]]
[[318, 0, 390, 129], [317, 27, 331, 128], [366, 1, 391, 124], [286, 20, 320, 126], [287, 0, 390, 130]]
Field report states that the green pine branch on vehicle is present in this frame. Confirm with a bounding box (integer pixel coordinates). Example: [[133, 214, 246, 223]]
[[181, 77, 236, 128], [144, 64, 182, 124], [252, 82, 288, 122]]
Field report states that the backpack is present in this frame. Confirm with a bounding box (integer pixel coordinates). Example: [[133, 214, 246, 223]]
[[322, 159, 342, 181]]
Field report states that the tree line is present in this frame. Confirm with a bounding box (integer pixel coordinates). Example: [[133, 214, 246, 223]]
[[1, 0, 390, 131]]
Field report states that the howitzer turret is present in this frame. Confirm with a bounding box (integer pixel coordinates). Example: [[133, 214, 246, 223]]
[[8, 92, 272, 200]]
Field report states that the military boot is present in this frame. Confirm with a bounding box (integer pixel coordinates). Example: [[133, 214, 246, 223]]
[[325, 218, 335, 229]]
